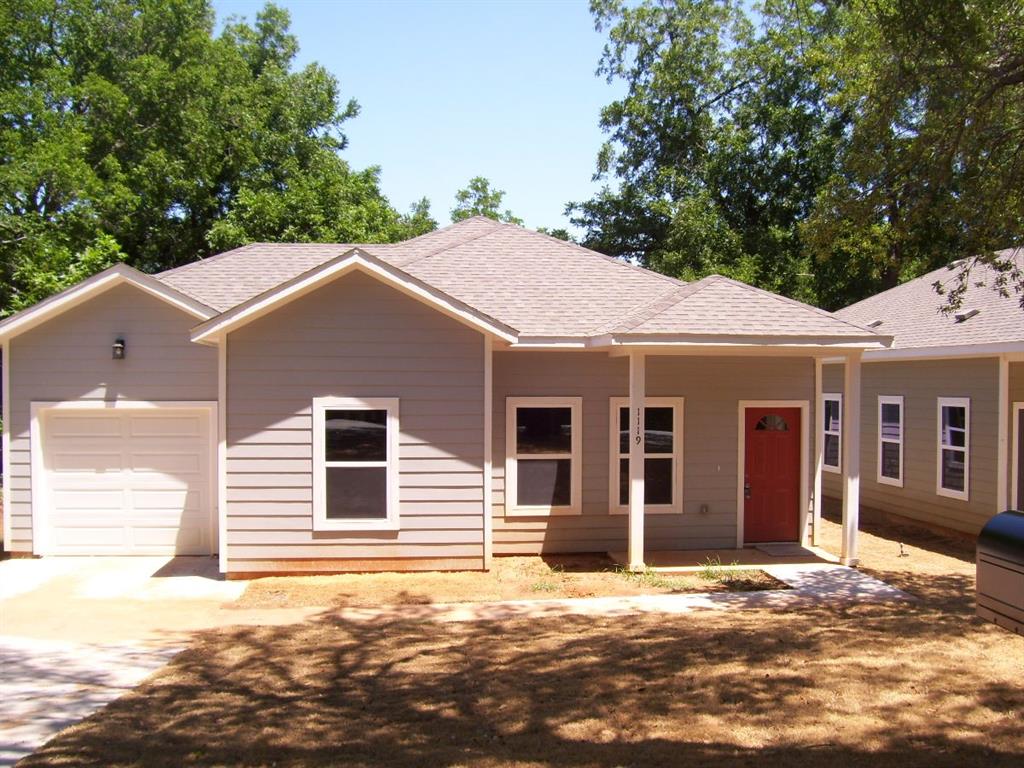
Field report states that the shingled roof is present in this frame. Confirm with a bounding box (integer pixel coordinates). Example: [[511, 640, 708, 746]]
[[156, 217, 884, 345], [836, 249, 1024, 350]]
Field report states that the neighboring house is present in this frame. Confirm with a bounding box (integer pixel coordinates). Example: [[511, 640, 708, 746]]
[[822, 250, 1024, 537], [0, 218, 886, 575]]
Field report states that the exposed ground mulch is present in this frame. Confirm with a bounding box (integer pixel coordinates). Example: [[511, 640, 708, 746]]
[[21, 516, 1024, 767], [232, 553, 781, 609]]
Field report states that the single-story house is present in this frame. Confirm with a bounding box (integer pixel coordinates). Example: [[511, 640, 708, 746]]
[[0, 217, 887, 575], [822, 250, 1024, 537]]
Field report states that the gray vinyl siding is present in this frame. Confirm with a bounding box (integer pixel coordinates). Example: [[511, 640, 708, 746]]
[[6, 283, 217, 552], [492, 352, 815, 554], [822, 358, 999, 534], [225, 270, 485, 572]]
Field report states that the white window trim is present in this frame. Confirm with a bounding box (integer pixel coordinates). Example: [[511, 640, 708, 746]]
[[877, 395, 904, 488], [312, 396, 400, 531], [936, 396, 970, 501], [608, 397, 684, 515], [823, 393, 842, 474], [505, 396, 582, 516]]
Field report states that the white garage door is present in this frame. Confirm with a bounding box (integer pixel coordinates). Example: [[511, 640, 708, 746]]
[[40, 407, 214, 555]]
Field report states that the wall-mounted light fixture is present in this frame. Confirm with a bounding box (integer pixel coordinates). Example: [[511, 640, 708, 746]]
[[112, 338, 126, 360]]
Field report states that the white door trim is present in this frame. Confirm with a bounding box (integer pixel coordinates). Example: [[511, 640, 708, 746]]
[[736, 400, 810, 548], [30, 400, 218, 556]]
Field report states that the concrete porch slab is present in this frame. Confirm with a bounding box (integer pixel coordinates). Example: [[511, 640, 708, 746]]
[[607, 545, 839, 572]]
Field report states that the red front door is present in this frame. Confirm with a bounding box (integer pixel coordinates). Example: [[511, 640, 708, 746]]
[[744, 407, 801, 543]]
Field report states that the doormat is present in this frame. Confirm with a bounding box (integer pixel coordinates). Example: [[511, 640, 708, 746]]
[[754, 543, 810, 558]]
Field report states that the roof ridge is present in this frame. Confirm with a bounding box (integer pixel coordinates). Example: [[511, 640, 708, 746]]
[[606, 279, 714, 334], [157, 242, 263, 278], [399, 218, 505, 266], [706, 275, 883, 336], [420, 217, 687, 288]]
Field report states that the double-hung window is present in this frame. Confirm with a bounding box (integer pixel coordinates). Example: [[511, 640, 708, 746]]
[[823, 393, 842, 473], [312, 397, 400, 531], [609, 397, 684, 514], [877, 396, 904, 487], [505, 397, 582, 515], [937, 397, 969, 500]]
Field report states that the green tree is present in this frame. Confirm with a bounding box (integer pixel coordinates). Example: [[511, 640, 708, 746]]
[[0, 0, 432, 313], [802, 0, 1024, 310], [576, 0, 1024, 311], [537, 226, 575, 242], [451, 177, 523, 225], [571, 0, 846, 303]]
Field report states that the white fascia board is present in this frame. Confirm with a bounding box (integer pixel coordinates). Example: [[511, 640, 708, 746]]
[[861, 341, 1024, 362], [190, 250, 518, 345], [0, 264, 216, 341], [601, 334, 890, 349]]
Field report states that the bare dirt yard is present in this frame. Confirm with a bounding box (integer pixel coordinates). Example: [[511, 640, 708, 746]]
[[233, 553, 781, 608], [21, 515, 1024, 767]]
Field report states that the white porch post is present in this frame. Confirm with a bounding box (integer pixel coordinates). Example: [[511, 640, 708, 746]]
[[628, 351, 646, 571], [997, 354, 1009, 513], [841, 351, 862, 566], [812, 357, 824, 547]]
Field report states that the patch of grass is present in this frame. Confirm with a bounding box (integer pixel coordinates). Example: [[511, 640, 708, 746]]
[[529, 580, 560, 593]]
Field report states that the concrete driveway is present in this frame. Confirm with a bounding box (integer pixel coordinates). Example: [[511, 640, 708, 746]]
[[0, 556, 316, 766]]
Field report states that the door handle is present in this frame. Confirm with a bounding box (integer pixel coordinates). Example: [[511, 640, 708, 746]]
[[744, 481, 751, 500]]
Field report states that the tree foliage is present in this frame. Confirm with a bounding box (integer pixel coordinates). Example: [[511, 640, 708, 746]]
[[451, 177, 523, 225], [574, 0, 1024, 310], [0, 0, 432, 313]]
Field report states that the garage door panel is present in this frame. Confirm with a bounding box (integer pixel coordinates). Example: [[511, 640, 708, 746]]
[[48, 415, 123, 437], [42, 407, 213, 556], [130, 488, 200, 512], [51, 526, 127, 549], [130, 452, 203, 475], [129, 414, 203, 438], [51, 488, 126, 512], [51, 452, 124, 473]]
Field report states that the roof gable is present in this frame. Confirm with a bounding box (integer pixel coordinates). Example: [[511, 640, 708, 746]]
[[0, 264, 216, 342], [189, 247, 518, 344]]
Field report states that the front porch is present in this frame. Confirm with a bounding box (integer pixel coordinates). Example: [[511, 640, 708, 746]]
[[617, 348, 866, 570], [608, 543, 839, 573]]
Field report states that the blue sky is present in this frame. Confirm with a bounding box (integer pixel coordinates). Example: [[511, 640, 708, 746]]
[[211, 0, 624, 233]]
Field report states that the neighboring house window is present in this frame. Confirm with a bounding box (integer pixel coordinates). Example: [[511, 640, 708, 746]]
[[937, 397, 970, 500], [505, 397, 582, 515], [877, 396, 904, 487], [608, 397, 684, 514], [823, 394, 842, 473], [312, 397, 400, 531]]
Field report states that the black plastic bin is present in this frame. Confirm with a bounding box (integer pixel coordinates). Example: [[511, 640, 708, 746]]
[[977, 510, 1024, 636]]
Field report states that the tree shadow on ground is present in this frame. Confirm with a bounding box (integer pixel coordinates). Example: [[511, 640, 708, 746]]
[[20, 592, 1024, 768]]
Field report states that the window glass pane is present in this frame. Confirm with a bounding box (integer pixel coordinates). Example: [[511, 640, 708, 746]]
[[619, 458, 673, 506], [880, 403, 901, 440], [942, 406, 966, 447], [516, 407, 572, 454], [824, 434, 840, 467], [881, 441, 901, 479], [646, 458, 673, 504], [326, 466, 387, 519], [645, 407, 674, 453], [825, 400, 841, 432], [941, 448, 965, 491], [619, 407, 629, 454], [325, 410, 387, 462], [517, 458, 572, 506]]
